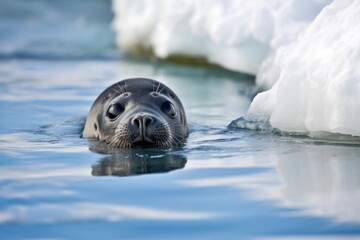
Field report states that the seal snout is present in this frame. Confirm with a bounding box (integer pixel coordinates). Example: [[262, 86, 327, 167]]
[[130, 113, 157, 146]]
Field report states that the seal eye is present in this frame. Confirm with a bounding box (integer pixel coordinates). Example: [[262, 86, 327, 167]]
[[161, 101, 176, 118], [107, 103, 125, 120]]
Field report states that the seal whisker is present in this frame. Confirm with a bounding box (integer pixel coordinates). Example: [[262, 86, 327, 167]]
[[165, 121, 180, 127], [152, 80, 156, 92], [116, 82, 125, 94], [160, 137, 170, 149], [158, 85, 166, 94], [155, 82, 161, 93], [169, 133, 183, 146], [124, 80, 128, 93], [160, 123, 182, 147], [163, 122, 186, 145], [112, 87, 121, 95]]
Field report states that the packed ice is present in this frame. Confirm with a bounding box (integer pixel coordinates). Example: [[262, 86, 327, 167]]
[[112, 0, 331, 76], [247, 0, 360, 137]]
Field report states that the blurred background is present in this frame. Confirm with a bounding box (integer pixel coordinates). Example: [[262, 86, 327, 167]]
[[0, 0, 117, 59]]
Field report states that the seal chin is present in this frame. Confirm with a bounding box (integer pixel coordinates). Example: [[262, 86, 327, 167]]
[[131, 134, 156, 148], [131, 140, 157, 148]]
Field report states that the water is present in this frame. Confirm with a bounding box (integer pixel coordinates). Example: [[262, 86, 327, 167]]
[[1, 1, 360, 239]]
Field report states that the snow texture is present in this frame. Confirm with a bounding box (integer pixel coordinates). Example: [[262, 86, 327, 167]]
[[112, 0, 360, 137], [112, 0, 331, 76], [247, 0, 360, 136]]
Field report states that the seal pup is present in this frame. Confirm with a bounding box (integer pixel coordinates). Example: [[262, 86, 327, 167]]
[[83, 78, 188, 148]]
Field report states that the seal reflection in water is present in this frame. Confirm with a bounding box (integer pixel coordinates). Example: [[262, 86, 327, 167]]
[[83, 78, 189, 148], [91, 149, 187, 177]]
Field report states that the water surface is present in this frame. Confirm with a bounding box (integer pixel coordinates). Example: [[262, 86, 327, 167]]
[[1, 58, 360, 240]]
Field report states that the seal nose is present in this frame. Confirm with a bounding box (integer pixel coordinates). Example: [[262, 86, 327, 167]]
[[131, 114, 154, 130], [131, 114, 155, 143]]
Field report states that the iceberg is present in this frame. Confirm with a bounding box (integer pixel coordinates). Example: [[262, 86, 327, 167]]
[[112, 0, 331, 75], [247, 0, 360, 136], [112, 0, 360, 137]]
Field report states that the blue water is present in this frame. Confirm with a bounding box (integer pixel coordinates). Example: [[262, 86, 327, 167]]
[[1, 1, 360, 239]]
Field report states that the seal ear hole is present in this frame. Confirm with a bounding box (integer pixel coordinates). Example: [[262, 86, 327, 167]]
[[103, 93, 112, 102], [122, 92, 130, 97], [151, 92, 159, 97], [94, 123, 98, 131]]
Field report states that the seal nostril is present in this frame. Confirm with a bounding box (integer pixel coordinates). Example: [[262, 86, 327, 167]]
[[132, 117, 141, 128], [144, 116, 153, 128], [131, 115, 154, 129]]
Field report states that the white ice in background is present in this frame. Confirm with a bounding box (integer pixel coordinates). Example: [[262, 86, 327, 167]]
[[112, 0, 331, 76], [112, 0, 360, 137], [248, 0, 360, 136]]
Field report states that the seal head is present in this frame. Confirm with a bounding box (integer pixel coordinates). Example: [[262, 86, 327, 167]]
[[83, 78, 188, 148]]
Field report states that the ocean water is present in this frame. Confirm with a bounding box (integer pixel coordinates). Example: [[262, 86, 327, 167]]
[[1, 1, 360, 239]]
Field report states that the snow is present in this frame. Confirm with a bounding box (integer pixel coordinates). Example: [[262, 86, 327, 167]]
[[247, 0, 360, 136], [112, 0, 360, 137], [112, 0, 331, 75]]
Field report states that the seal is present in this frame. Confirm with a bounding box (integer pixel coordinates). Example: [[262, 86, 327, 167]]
[[83, 78, 189, 148]]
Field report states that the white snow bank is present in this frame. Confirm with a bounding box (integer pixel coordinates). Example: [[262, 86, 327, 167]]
[[113, 0, 360, 137], [112, 0, 331, 76], [246, 0, 360, 136]]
